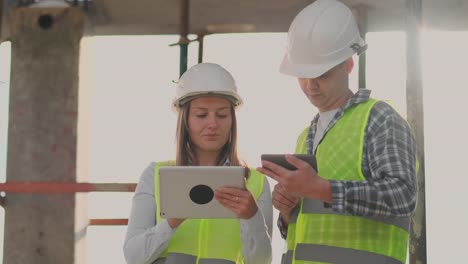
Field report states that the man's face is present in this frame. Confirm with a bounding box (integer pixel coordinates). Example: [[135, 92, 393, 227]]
[[298, 58, 353, 112]]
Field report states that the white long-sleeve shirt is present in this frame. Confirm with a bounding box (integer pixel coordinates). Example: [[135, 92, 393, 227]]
[[123, 162, 273, 264]]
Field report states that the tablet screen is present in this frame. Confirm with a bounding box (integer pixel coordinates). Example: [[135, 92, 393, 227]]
[[158, 166, 246, 218]]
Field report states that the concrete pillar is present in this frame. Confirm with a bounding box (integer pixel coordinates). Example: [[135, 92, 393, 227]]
[[75, 34, 93, 264], [405, 0, 427, 263], [4, 7, 84, 264]]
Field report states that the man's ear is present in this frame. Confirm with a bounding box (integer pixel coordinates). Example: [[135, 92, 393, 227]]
[[345, 57, 354, 74]]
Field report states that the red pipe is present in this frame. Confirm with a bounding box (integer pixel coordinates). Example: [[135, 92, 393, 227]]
[[89, 218, 129, 226], [0, 182, 136, 193]]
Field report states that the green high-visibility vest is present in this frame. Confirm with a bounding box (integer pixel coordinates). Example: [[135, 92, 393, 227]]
[[154, 161, 265, 264], [284, 99, 410, 264]]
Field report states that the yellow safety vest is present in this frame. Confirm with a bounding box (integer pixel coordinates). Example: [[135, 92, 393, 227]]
[[154, 161, 265, 264], [284, 99, 410, 264]]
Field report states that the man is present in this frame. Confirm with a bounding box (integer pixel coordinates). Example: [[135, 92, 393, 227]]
[[257, 0, 417, 263]]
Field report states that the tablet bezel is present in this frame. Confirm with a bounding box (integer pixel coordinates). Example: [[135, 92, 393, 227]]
[[261, 154, 317, 171]]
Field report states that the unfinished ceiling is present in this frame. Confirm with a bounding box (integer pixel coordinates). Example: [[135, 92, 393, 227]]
[[2, 0, 468, 37]]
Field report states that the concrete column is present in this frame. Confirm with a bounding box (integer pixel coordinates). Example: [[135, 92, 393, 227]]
[[4, 7, 84, 264], [75, 34, 93, 264]]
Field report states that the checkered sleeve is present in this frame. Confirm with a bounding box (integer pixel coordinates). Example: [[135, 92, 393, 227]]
[[331, 101, 418, 217], [277, 214, 288, 239]]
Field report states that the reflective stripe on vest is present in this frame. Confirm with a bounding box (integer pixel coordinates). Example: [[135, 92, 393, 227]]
[[154, 161, 265, 264], [281, 250, 293, 264], [285, 99, 409, 264], [156, 253, 235, 264], [302, 198, 410, 231], [286, 207, 299, 251], [294, 244, 403, 264]]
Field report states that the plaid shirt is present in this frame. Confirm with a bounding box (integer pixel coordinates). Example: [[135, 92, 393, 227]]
[[278, 89, 417, 238]]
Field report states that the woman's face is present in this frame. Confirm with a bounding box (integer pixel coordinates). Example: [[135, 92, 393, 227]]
[[187, 96, 233, 153]]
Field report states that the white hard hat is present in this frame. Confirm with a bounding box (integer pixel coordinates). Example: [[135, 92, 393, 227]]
[[172, 63, 243, 110], [280, 0, 367, 78]]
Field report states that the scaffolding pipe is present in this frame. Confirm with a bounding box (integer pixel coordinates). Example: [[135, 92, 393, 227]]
[[89, 218, 129, 226], [406, 0, 427, 263], [0, 182, 136, 193], [197, 33, 204, 63], [356, 6, 367, 89], [179, 0, 189, 76]]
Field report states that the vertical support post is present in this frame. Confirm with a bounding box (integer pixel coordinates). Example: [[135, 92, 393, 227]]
[[406, 0, 427, 263], [197, 33, 204, 64], [179, 0, 189, 76], [75, 28, 93, 264], [5, 7, 84, 264], [0, 0, 3, 39], [356, 6, 367, 89]]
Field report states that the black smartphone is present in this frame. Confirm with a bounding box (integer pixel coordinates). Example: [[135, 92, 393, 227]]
[[261, 154, 317, 171]]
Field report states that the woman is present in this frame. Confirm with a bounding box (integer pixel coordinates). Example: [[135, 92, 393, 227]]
[[123, 63, 272, 264]]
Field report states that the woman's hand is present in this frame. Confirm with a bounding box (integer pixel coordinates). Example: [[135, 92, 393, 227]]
[[167, 218, 185, 228], [215, 187, 258, 219]]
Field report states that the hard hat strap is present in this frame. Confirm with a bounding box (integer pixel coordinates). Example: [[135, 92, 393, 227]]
[[351, 43, 368, 56]]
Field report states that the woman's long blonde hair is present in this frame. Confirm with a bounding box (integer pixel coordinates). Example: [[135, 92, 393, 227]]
[[175, 100, 246, 169]]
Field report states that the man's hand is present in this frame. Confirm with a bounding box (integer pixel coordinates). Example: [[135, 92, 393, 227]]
[[257, 154, 332, 203], [272, 183, 299, 224]]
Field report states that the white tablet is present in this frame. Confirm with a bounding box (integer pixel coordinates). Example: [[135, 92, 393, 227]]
[[158, 166, 246, 219]]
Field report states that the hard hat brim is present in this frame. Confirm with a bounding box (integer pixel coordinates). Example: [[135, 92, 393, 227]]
[[172, 91, 243, 112], [279, 53, 350, 79]]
